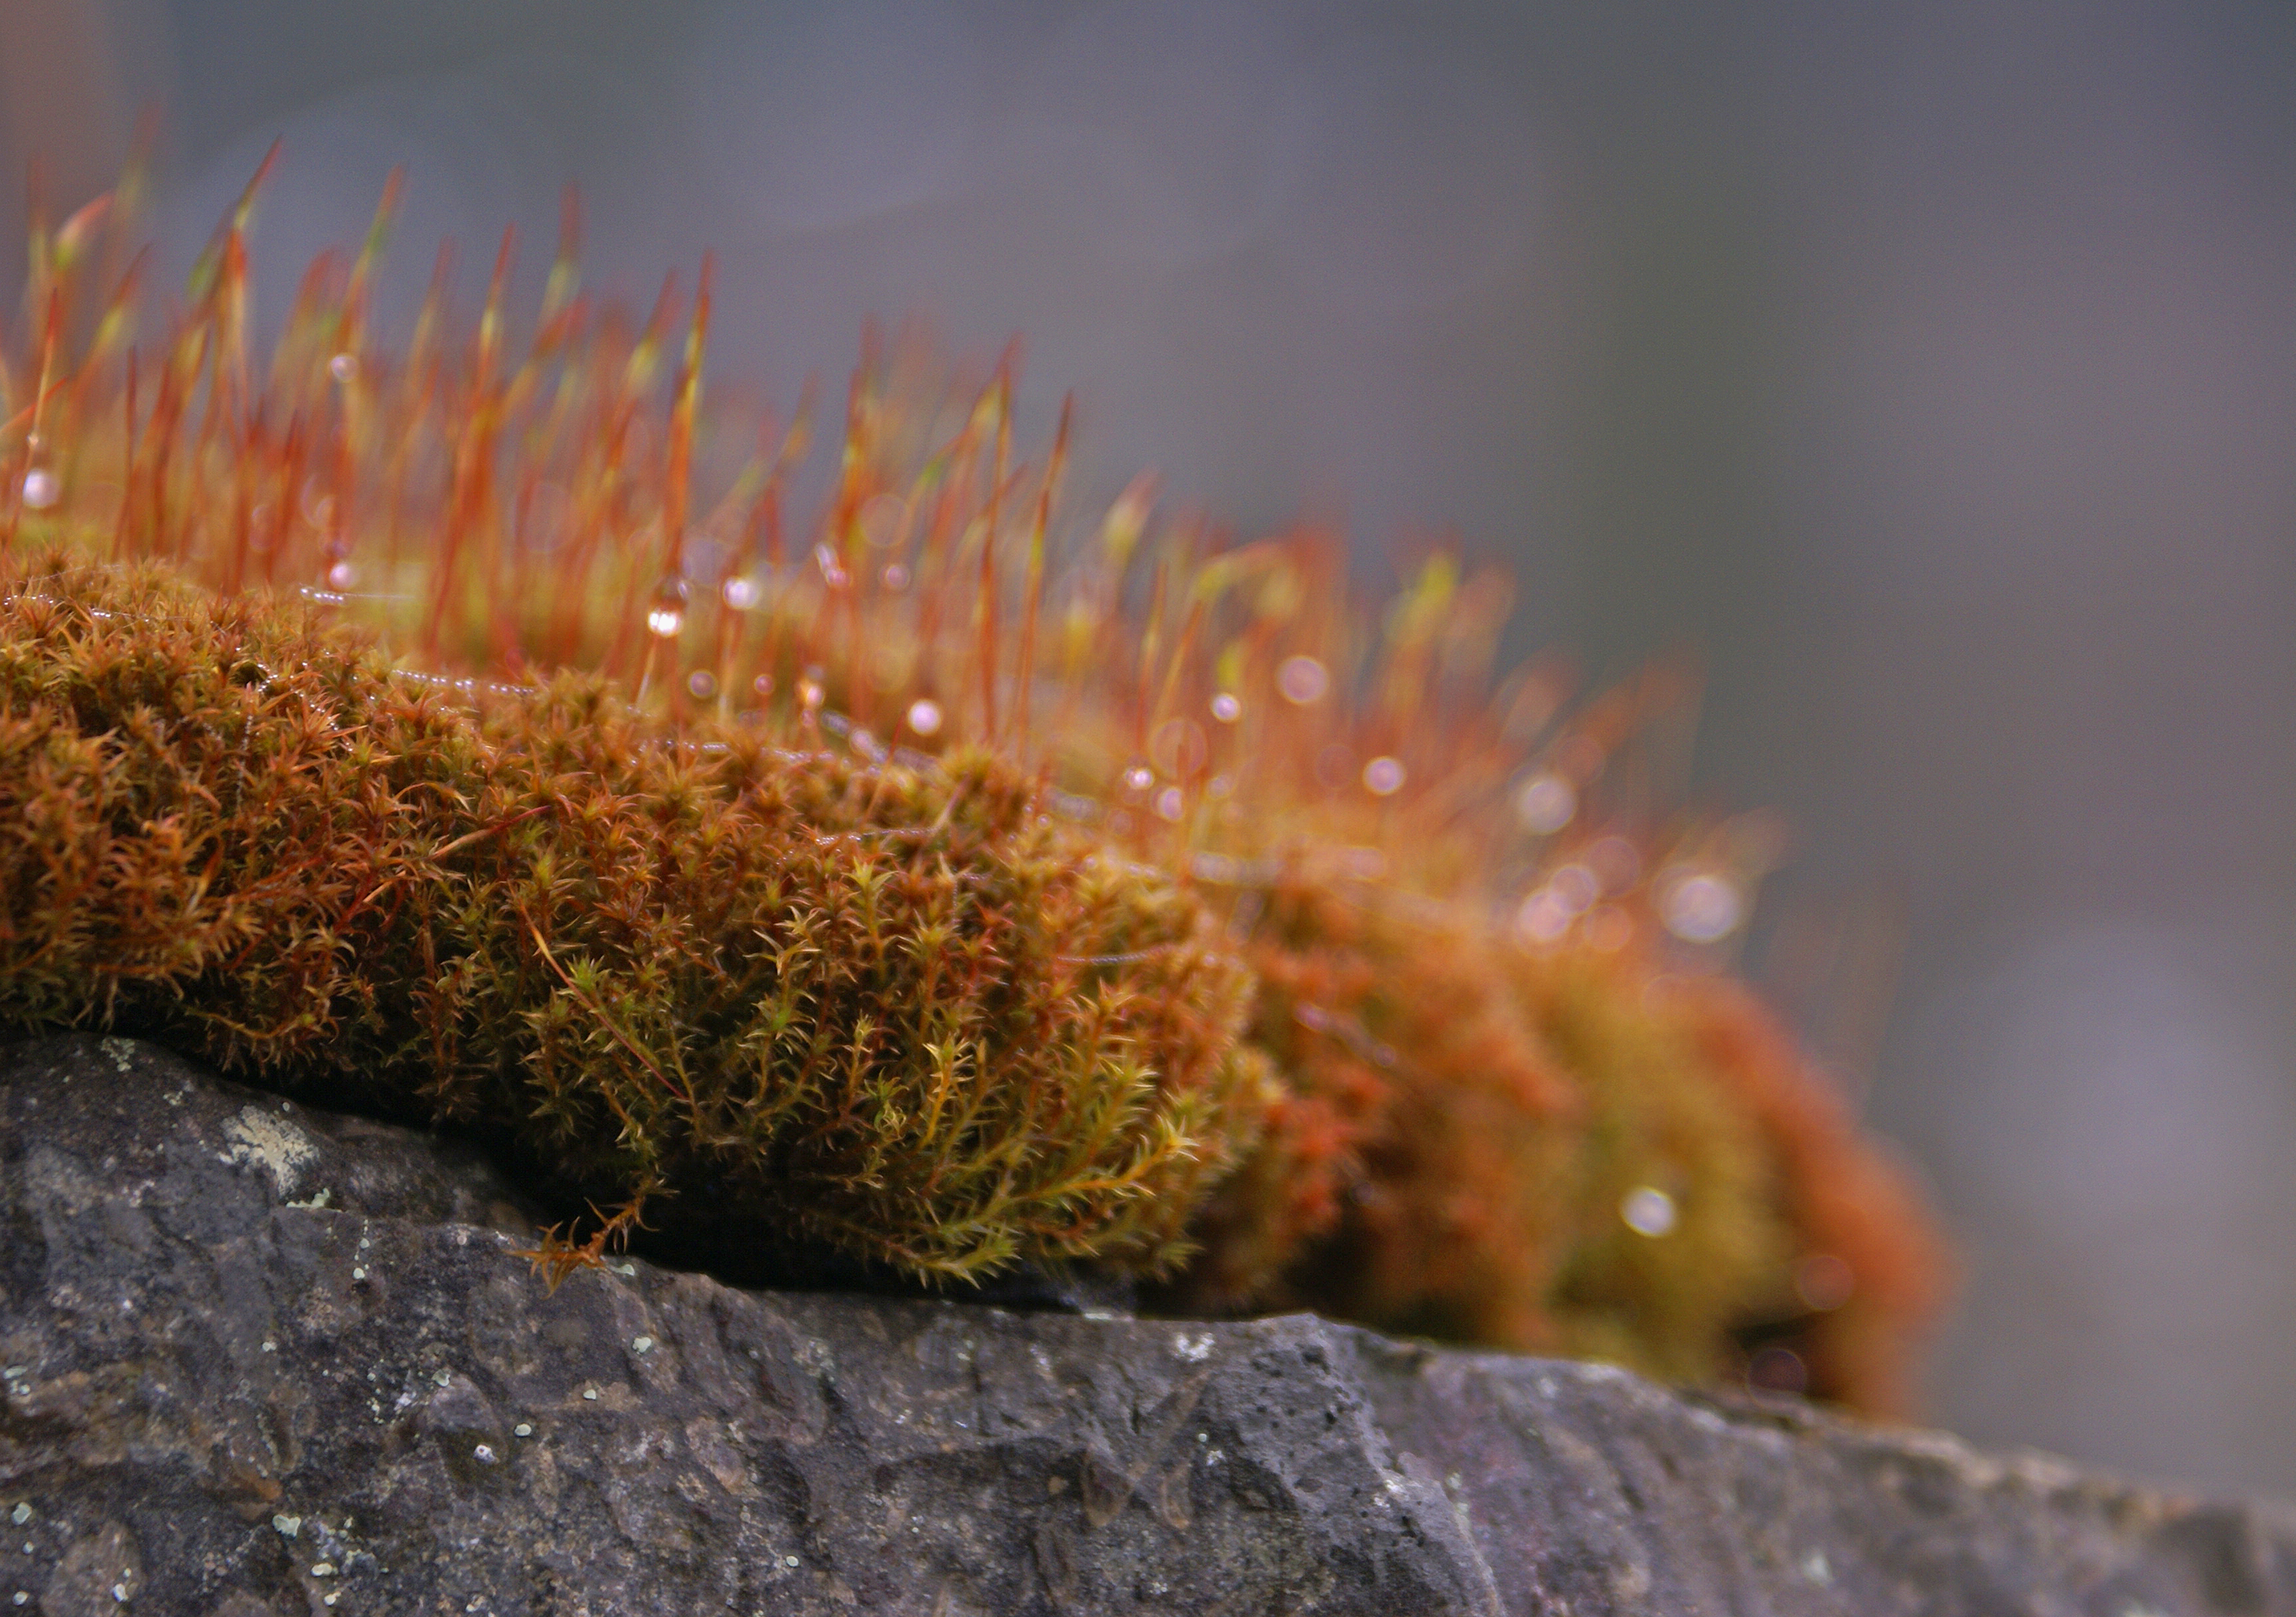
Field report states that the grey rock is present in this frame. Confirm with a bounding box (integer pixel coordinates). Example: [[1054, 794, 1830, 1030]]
[[0, 1033, 2290, 1615]]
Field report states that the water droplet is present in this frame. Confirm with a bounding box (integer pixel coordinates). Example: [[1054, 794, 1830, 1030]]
[[1206, 773, 1234, 800], [1122, 764, 1155, 800], [1361, 756, 1406, 796], [1548, 863, 1598, 915], [1620, 1186, 1677, 1237], [1151, 717, 1207, 778], [686, 670, 717, 700], [1746, 1346, 1807, 1396], [18, 468, 57, 510], [1794, 1254, 1856, 1312], [328, 353, 358, 383], [797, 676, 825, 713], [1277, 655, 1329, 705], [1516, 889, 1574, 945], [752, 673, 775, 697], [646, 577, 690, 641], [881, 562, 912, 592], [905, 698, 943, 736], [1156, 787, 1186, 822], [325, 561, 356, 591], [721, 574, 762, 611], [814, 543, 850, 589], [1660, 872, 1743, 943], [1209, 693, 1242, 723], [1515, 772, 1576, 834]]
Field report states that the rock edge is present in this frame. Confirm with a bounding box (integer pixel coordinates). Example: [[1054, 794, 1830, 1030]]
[[1, 1034, 2288, 1615]]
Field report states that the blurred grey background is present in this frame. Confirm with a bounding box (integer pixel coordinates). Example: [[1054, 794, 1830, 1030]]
[[5, 0, 2292, 1495]]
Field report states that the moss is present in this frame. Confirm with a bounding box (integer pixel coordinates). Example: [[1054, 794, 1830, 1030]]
[[1, 555, 1265, 1281], [0, 165, 1951, 1410]]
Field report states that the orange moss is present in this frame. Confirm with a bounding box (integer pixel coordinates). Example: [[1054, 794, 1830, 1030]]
[[0, 156, 1950, 1410]]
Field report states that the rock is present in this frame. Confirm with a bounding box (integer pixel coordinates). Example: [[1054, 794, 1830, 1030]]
[[0, 1035, 2289, 1615]]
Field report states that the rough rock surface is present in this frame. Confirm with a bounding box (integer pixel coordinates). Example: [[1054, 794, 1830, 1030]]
[[2, 1035, 2291, 1615]]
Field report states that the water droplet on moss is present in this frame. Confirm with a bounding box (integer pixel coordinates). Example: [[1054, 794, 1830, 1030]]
[[1277, 655, 1329, 705], [1361, 756, 1405, 796], [1515, 772, 1576, 834], [1660, 871, 1743, 943], [1620, 1185, 1677, 1237], [905, 698, 943, 736], [1209, 692, 1242, 723]]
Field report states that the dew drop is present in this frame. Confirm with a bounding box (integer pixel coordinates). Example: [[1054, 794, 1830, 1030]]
[[325, 561, 356, 591], [1122, 764, 1155, 799], [686, 670, 718, 700], [882, 562, 912, 592], [1515, 888, 1574, 946], [1361, 756, 1406, 796], [1660, 872, 1743, 943], [1155, 787, 1186, 822], [721, 574, 762, 611], [1515, 772, 1577, 835], [1620, 1186, 1677, 1237], [1277, 655, 1329, 705], [1747, 1346, 1808, 1396], [1548, 863, 1598, 915], [752, 673, 775, 697], [814, 543, 850, 589], [797, 676, 826, 713], [328, 353, 359, 383], [905, 698, 943, 736], [1794, 1254, 1856, 1312], [1209, 692, 1242, 723], [646, 578, 690, 641], [18, 468, 57, 511]]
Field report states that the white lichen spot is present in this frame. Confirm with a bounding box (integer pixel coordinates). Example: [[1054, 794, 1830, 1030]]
[[631, 1336, 654, 1355], [5, 1505, 24, 1525], [1172, 1332, 1215, 1363], [514, 1423, 533, 1438], [260, 1341, 277, 1354], [271, 1514, 301, 1540], [97, 1038, 136, 1072], [582, 1387, 599, 1401], [221, 1107, 319, 1198], [310, 1560, 334, 1576], [1801, 1550, 1831, 1586]]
